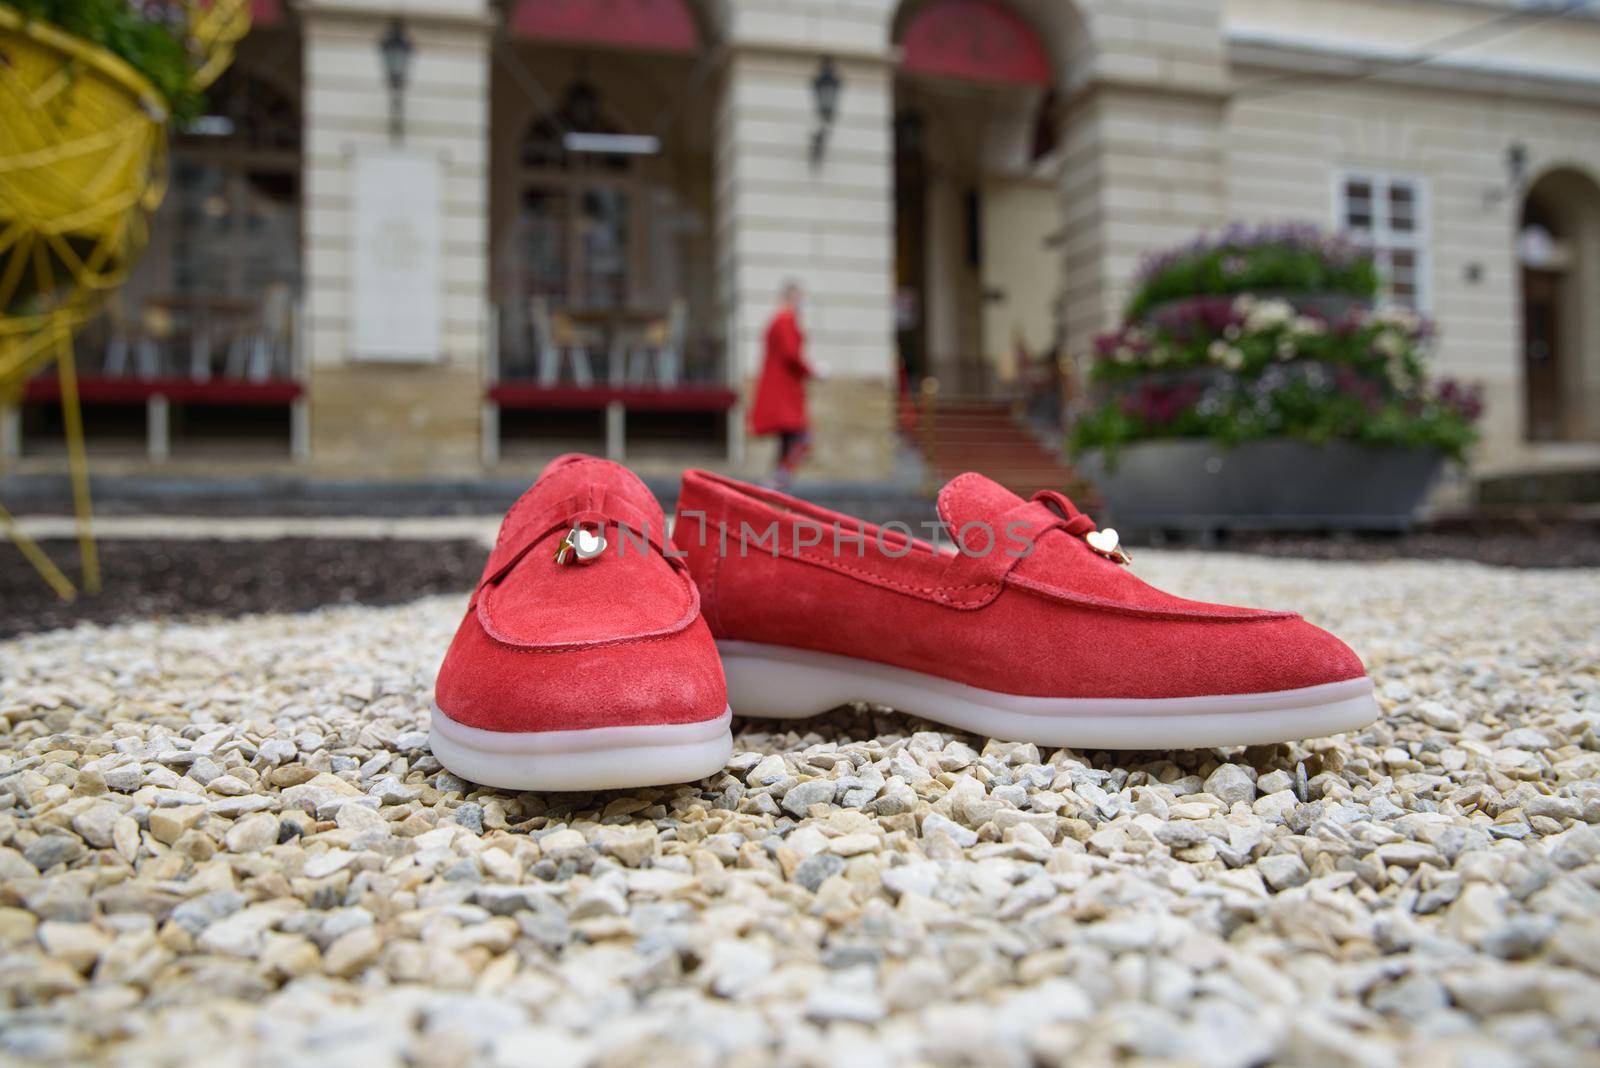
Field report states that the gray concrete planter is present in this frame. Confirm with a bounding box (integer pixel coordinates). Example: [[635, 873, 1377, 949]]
[[1079, 439, 1444, 533]]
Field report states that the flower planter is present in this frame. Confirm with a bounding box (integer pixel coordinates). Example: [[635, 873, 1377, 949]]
[[1142, 291, 1371, 329], [1079, 439, 1444, 533]]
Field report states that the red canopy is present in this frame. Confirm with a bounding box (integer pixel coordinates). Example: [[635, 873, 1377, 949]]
[[509, 0, 699, 54], [901, 0, 1051, 87], [250, 0, 284, 27]]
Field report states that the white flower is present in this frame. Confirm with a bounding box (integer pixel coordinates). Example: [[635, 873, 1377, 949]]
[[1372, 304, 1420, 332], [1276, 340, 1296, 361], [1244, 298, 1293, 332], [1224, 324, 1241, 341], [1291, 316, 1325, 337], [1374, 330, 1404, 359], [1222, 347, 1246, 371]]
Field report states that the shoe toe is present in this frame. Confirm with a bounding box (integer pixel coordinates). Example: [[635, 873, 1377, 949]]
[[1212, 615, 1367, 695], [435, 613, 727, 734]]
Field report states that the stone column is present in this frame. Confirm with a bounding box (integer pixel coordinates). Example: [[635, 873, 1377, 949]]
[[1056, 0, 1230, 362], [715, 4, 898, 483], [299, 0, 491, 478]]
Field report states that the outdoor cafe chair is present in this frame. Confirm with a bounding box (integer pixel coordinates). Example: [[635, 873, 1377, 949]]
[[224, 280, 293, 381], [625, 298, 685, 388], [102, 292, 168, 379], [531, 296, 599, 388]]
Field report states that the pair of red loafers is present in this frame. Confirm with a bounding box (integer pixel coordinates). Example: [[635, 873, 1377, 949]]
[[431, 454, 1378, 791]]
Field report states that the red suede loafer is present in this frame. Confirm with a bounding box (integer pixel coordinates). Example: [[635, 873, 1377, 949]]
[[674, 470, 1378, 749], [432, 455, 731, 790]]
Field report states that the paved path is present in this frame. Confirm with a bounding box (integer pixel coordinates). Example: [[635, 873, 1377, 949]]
[[1, 552, 1597, 1067]]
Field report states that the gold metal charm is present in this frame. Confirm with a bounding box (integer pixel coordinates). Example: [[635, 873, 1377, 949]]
[[1085, 527, 1132, 565], [554, 525, 607, 565]]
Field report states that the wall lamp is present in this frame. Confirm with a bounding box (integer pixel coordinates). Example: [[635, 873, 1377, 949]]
[[1507, 143, 1528, 189], [1486, 142, 1529, 206], [379, 18, 415, 145], [810, 56, 841, 165]]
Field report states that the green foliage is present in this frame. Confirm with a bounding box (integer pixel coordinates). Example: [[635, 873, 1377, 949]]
[[1124, 223, 1379, 324], [1092, 298, 1431, 389], [1074, 224, 1483, 465], [1068, 354, 1478, 463], [11, 0, 204, 122], [1069, 372, 1481, 466]]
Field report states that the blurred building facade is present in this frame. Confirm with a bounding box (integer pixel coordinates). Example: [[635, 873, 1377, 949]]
[[4, 0, 1599, 484]]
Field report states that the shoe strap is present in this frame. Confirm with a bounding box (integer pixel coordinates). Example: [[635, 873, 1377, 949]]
[[478, 487, 673, 594], [940, 496, 1092, 596]]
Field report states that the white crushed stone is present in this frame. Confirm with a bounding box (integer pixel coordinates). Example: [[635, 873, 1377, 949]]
[[1, 551, 1598, 1067]]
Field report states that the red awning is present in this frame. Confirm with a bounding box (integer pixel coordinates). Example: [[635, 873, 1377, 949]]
[[490, 383, 736, 413], [24, 376, 303, 407], [250, 0, 284, 28], [509, 0, 699, 54], [900, 0, 1051, 87]]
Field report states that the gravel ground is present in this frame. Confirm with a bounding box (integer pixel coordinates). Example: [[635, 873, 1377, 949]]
[[1, 552, 1598, 1068], [1202, 521, 1600, 570]]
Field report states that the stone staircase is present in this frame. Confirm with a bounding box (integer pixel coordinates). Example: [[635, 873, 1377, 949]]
[[916, 397, 1091, 502]]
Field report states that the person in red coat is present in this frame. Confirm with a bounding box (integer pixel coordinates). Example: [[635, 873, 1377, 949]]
[[749, 281, 824, 488]]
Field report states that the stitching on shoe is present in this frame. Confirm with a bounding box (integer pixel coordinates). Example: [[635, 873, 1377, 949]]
[[784, 547, 999, 607], [711, 487, 1002, 608], [477, 516, 702, 651], [709, 471, 1300, 621], [1006, 572, 1300, 622], [496, 457, 656, 550], [935, 470, 986, 530], [483, 626, 699, 655], [477, 564, 703, 652], [707, 517, 727, 634]]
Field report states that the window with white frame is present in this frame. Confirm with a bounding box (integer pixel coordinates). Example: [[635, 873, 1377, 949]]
[[1336, 173, 1428, 309]]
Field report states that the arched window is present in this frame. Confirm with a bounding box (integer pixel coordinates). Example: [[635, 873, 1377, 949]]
[[513, 80, 642, 311], [182, 67, 301, 155], [1520, 167, 1600, 442], [519, 80, 634, 174], [159, 69, 301, 301]]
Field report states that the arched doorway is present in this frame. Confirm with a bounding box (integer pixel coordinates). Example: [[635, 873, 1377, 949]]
[[1519, 167, 1600, 443], [487, 0, 733, 462], [508, 81, 650, 326], [891, 0, 1069, 397]]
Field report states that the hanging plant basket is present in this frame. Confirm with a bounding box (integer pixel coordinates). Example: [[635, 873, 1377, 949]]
[[0, 0, 250, 392], [0, 4, 170, 390], [0, 0, 249, 601]]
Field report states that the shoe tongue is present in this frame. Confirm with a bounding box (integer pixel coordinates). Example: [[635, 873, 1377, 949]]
[[936, 473, 1024, 545], [530, 454, 664, 532]]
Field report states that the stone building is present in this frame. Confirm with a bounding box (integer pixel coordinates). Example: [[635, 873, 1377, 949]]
[[4, 0, 1599, 487]]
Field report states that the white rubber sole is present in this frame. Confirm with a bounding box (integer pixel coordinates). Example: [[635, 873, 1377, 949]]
[[429, 705, 733, 791], [718, 640, 1378, 749]]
